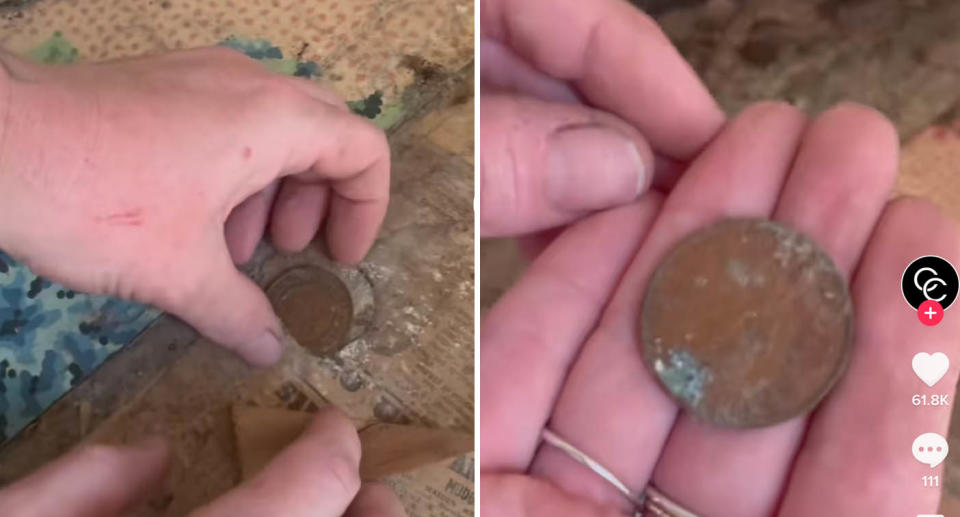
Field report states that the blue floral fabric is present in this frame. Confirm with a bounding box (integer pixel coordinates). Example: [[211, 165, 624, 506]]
[[0, 250, 159, 442]]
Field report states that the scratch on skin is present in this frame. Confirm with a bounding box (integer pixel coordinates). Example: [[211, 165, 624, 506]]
[[95, 208, 144, 227]]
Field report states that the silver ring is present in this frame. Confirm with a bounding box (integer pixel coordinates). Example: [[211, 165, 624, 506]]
[[540, 428, 699, 517]]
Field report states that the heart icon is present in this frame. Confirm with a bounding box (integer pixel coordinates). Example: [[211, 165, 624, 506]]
[[913, 352, 950, 387]]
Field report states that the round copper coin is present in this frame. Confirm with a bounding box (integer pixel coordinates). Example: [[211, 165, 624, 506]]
[[640, 219, 853, 428], [267, 266, 354, 357]]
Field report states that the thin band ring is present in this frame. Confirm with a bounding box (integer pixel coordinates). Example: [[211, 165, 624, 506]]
[[540, 428, 699, 517]]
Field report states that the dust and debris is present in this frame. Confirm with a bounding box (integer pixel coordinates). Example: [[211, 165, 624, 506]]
[[404, 321, 424, 337], [373, 397, 409, 424], [337, 338, 373, 370], [400, 55, 446, 87], [399, 305, 431, 344], [358, 263, 394, 283], [755, 221, 837, 279], [725, 259, 767, 287], [758, 221, 813, 266], [313, 336, 374, 384], [339, 370, 365, 392], [727, 260, 751, 287], [653, 349, 713, 406]]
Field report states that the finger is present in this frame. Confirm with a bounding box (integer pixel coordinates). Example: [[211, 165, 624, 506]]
[[279, 104, 390, 264], [773, 103, 899, 274], [170, 240, 282, 366], [480, 474, 621, 517], [515, 227, 565, 261], [344, 482, 407, 517], [650, 154, 686, 193], [0, 438, 169, 517], [269, 178, 330, 253], [224, 181, 279, 265], [479, 95, 654, 237], [650, 103, 899, 516], [528, 103, 807, 510], [191, 407, 362, 517], [780, 198, 960, 516], [481, 0, 724, 160], [481, 196, 661, 472], [479, 38, 580, 102]]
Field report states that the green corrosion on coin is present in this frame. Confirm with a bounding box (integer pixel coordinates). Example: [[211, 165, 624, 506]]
[[653, 349, 713, 406]]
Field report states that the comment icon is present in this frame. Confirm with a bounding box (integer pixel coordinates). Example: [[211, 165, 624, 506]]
[[913, 432, 949, 468]]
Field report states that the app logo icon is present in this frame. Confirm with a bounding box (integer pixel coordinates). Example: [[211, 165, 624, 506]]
[[913, 352, 950, 387], [913, 433, 949, 468], [902, 256, 959, 311]]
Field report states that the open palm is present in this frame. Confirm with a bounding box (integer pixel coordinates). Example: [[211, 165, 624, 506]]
[[481, 100, 959, 516]]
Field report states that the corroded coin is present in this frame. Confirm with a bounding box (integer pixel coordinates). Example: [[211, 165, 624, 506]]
[[267, 266, 353, 357], [641, 219, 853, 428]]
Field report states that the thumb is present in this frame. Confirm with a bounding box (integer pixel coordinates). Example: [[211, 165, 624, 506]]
[[190, 407, 362, 517], [479, 94, 654, 237], [168, 241, 283, 366], [0, 438, 170, 517]]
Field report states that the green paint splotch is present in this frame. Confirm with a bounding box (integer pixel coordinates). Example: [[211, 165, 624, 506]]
[[219, 36, 320, 78], [347, 91, 383, 119], [220, 37, 285, 60], [27, 31, 78, 64], [371, 102, 405, 130], [347, 91, 406, 130]]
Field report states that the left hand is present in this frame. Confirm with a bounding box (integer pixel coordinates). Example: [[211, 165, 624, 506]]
[[0, 408, 407, 517]]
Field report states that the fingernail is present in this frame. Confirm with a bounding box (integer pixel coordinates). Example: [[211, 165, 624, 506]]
[[247, 328, 285, 367], [546, 124, 647, 211]]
